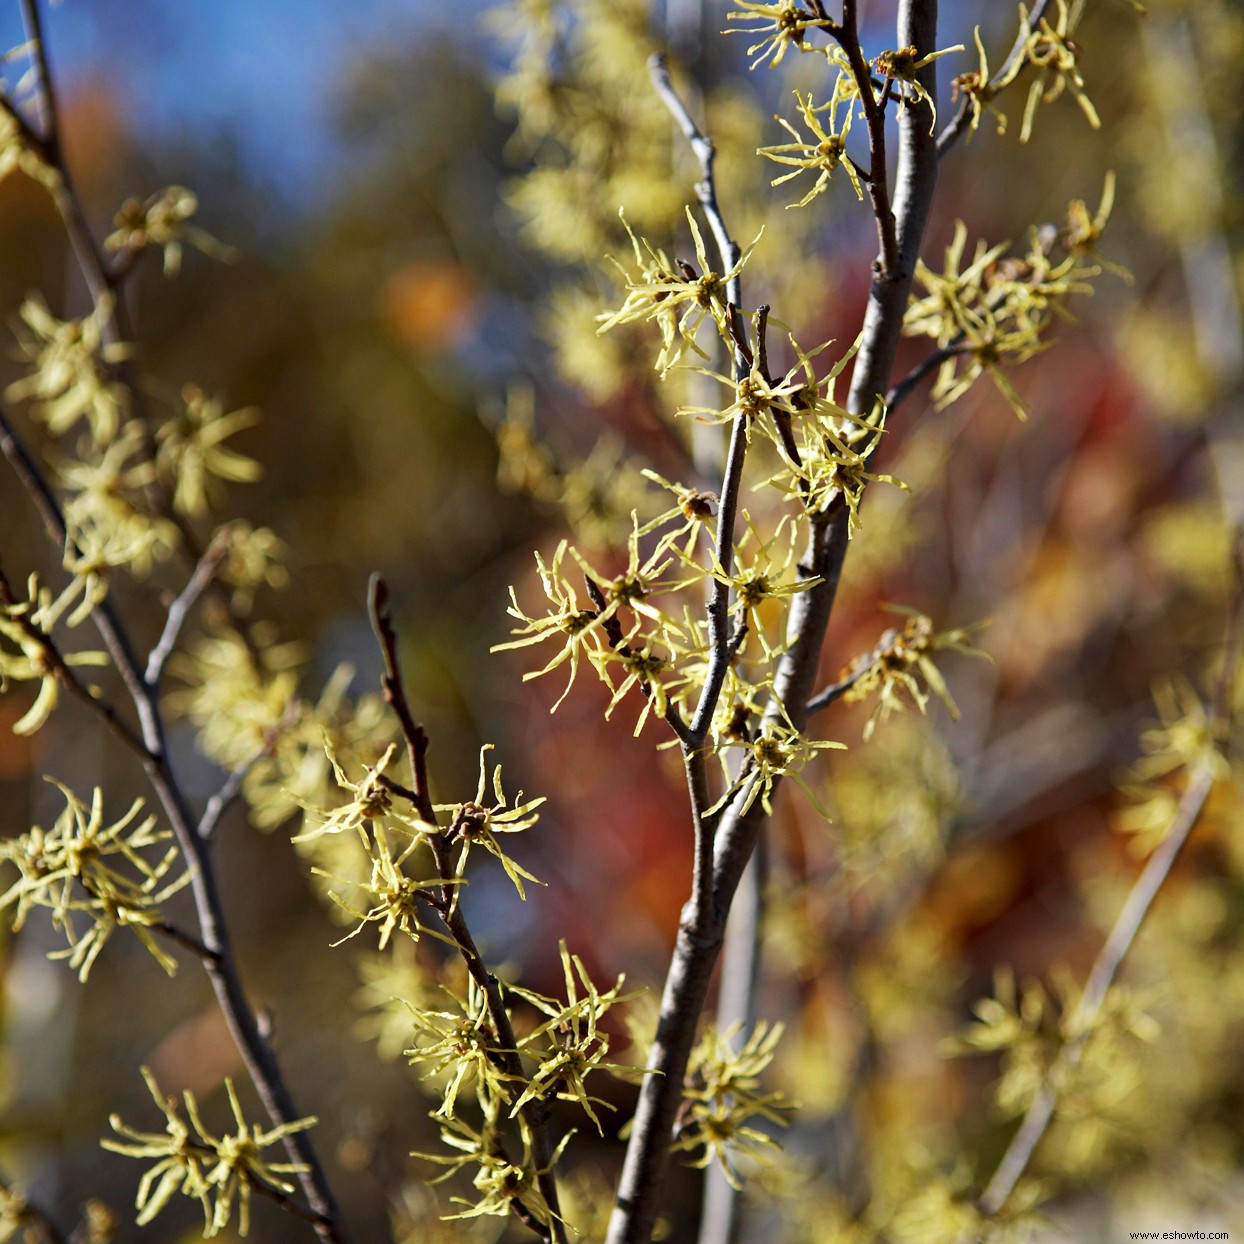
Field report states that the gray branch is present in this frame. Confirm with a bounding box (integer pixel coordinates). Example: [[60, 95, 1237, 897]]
[[607, 7, 942, 1242]]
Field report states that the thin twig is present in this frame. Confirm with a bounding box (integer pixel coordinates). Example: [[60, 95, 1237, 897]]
[[978, 529, 1244, 1217], [805, 664, 869, 715], [830, 3, 898, 274], [648, 54, 754, 746], [368, 575, 435, 823], [152, 919, 222, 965], [885, 342, 969, 414], [198, 747, 266, 841], [647, 55, 748, 377], [366, 576, 567, 1244], [145, 528, 231, 687], [936, 0, 1053, 159], [0, 401, 71, 545]]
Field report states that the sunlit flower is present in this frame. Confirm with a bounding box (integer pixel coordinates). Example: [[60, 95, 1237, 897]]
[[871, 42, 964, 131], [758, 88, 864, 207], [438, 745, 546, 899], [103, 1067, 316, 1237], [598, 208, 761, 375], [1012, 0, 1100, 144], [724, 1, 832, 71], [0, 782, 188, 981]]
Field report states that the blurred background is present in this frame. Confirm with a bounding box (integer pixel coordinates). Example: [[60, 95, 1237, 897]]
[[0, 0, 1242, 1240]]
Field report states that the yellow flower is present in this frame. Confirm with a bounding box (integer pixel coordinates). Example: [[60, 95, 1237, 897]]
[[724, 1, 833, 71], [103, 1067, 315, 1237], [157, 385, 261, 518], [0, 574, 107, 735], [871, 43, 965, 132], [105, 185, 237, 277], [438, 745, 546, 900], [6, 296, 129, 444], [1011, 0, 1101, 144], [758, 88, 864, 207], [598, 208, 761, 375], [0, 782, 188, 981]]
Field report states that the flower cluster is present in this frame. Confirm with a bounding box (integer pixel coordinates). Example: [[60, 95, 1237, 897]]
[[758, 87, 864, 207], [0, 783, 188, 980], [904, 213, 1108, 418], [1115, 678, 1230, 854], [597, 208, 759, 375], [105, 184, 236, 276], [725, 2, 836, 71], [7, 295, 129, 442], [841, 607, 984, 738], [1014, 0, 1100, 144], [410, 944, 634, 1224], [103, 1068, 316, 1237], [674, 1021, 792, 1186], [157, 385, 260, 518], [948, 968, 1161, 1150]]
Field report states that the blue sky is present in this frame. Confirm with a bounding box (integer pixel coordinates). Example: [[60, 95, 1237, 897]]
[[0, 2, 999, 210], [0, 0, 457, 201]]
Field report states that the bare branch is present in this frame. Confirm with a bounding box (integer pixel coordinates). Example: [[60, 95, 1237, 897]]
[[805, 663, 870, 715], [978, 529, 1244, 1217], [145, 527, 231, 687], [198, 746, 268, 841], [936, 0, 1053, 159], [368, 574, 436, 824], [152, 919, 223, 965]]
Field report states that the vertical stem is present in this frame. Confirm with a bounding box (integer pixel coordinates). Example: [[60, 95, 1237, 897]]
[[697, 847, 765, 1244], [608, 6, 942, 1241]]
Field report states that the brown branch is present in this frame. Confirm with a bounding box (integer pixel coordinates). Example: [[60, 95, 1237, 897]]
[[244, 1168, 339, 1231], [198, 755, 256, 841], [884, 341, 969, 414], [366, 576, 566, 1244], [805, 663, 870, 715], [152, 919, 222, 965], [831, 3, 898, 275], [367, 575, 435, 823], [978, 529, 1244, 1217]]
